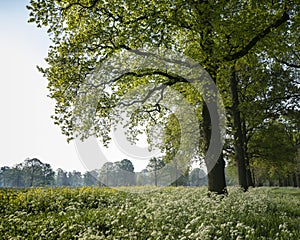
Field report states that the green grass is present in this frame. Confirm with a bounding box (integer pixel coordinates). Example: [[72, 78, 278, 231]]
[[0, 186, 299, 239]]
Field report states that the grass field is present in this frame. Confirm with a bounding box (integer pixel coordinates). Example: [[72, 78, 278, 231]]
[[0, 186, 299, 239]]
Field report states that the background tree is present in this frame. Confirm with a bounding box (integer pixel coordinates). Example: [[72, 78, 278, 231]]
[[9, 163, 24, 187], [146, 157, 165, 186], [41, 163, 55, 186], [189, 168, 208, 187], [220, 52, 300, 188], [116, 159, 135, 186], [56, 168, 69, 186], [248, 120, 298, 186], [136, 169, 150, 186], [83, 170, 99, 186], [0, 159, 55, 187], [68, 170, 83, 187], [22, 158, 42, 187], [99, 162, 115, 186], [0, 166, 12, 187], [225, 163, 239, 186], [19, 158, 54, 187]]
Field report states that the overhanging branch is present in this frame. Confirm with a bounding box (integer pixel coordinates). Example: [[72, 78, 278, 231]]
[[224, 12, 289, 61]]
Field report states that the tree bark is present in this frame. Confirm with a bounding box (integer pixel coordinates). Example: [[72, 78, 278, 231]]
[[197, 0, 227, 194], [229, 66, 248, 191], [207, 153, 227, 194], [202, 101, 227, 194]]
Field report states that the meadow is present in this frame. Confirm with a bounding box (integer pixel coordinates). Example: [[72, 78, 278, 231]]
[[0, 186, 299, 239]]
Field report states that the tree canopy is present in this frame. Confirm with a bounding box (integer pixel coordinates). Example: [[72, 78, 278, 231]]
[[28, 0, 300, 193]]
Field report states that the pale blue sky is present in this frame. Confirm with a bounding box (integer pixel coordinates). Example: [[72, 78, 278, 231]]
[[0, 0, 87, 171], [0, 1, 153, 172]]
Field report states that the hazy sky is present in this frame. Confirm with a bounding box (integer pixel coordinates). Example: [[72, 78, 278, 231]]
[[0, 1, 156, 172], [0, 0, 83, 171]]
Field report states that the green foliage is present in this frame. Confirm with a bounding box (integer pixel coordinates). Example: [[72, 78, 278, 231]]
[[249, 120, 298, 183], [26, 0, 297, 142], [225, 163, 239, 186], [27, 0, 300, 191], [98, 160, 135, 186], [146, 157, 165, 186], [0, 158, 55, 188], [0, 187, 300, 239]]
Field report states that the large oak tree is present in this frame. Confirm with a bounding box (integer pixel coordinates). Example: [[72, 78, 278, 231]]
[[28, 0, 298, 193]]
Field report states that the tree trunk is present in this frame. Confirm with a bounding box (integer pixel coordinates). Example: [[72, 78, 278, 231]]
[[279, 176, 283, 187], [242, 120, 254, 187], [292, 173, 297, 188], [246, 163, 254, 187], [284, 177, 288, 187], [252, 171, 256, 186], [229, 65, 248, 191], [202, 101, 227, 194], [287, 175, 292, 186], [207, 153, 227, 194], [199, 0, 226, 194]]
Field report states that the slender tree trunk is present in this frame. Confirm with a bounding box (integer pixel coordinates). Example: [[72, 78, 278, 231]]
[[229, 65, 248, 191], [284, 177, 288, 187], [242, 120, 254, 187], [292, 173, 297, 187], [252, 171, 256, 186], [279, 176, 283, 187], [288, 175, 292, 186], [246, 160, 254, 187]]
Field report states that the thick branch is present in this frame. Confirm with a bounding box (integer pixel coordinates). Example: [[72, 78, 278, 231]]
[[86, 69, 190, 89], [118, 84, 166, 107], [224, 12, 289, 61], [119, 45, 200, 69], [117, 69, 189, 85]]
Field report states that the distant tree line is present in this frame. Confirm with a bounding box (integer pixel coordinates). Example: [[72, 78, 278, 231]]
[[0, 158, 54, 188], [2, 153, 299, 188], [0, 157, 208, 188]]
